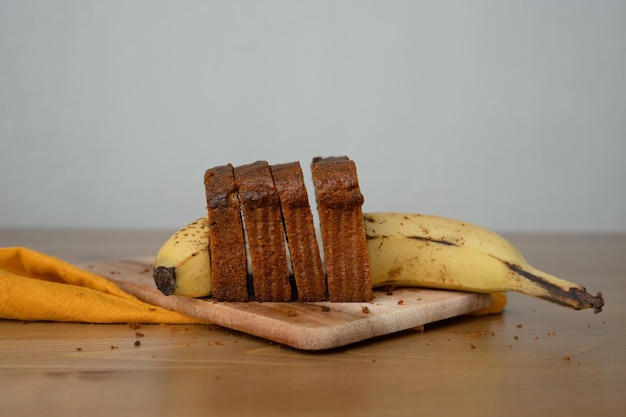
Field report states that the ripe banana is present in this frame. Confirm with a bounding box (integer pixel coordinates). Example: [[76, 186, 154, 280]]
[[152, 213, 604, 313], [364, 212, 603, 313], [153, 217, 212, 297]]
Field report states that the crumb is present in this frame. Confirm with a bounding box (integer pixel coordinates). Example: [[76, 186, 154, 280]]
[[128, 323, 142, 329], [214, 341, 224, 346], [563, 356, 571, 361], [134, 340, 141, 347], [286, 310, 298, 317], [135, 332, 144, 338], [535, 336, 539, 340], [110, 345, 118, 350], [320, 305, 330, 312], [397, 300, 404, 305], [361, 306, 370, 314], [514, 336, 519, 340], [215, 375, 221, 381], [371, 358, 376, 363], [516, 324, 523, 328], [76, 347, 82, 351], [491, 332, 495, 336], [468, 342, 476, 349]]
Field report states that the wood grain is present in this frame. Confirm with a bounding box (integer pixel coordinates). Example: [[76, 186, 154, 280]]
[[1, 230, 624, 417], [84, 258, 491, 350]]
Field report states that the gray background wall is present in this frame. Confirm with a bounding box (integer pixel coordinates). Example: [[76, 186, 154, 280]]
[[1, 1, 625, 232]]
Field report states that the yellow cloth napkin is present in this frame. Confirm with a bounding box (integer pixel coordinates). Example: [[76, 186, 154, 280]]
[[0, 247, 202, 324]]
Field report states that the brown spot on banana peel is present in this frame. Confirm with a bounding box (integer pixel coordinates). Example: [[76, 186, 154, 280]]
[[153, 266, 176, 295], [387, 265, 404, 280], [365, 234, 458, 247], [505, 262, 604, 313], [406, 235, 457, 246]]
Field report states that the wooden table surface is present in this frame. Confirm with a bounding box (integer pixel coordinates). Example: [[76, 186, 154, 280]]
[[1, 229, 624, 417]]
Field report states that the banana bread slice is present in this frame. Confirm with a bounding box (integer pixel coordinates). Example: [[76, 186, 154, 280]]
[[234, 161, 292, 302], [204, 164, 249, 301], [270, 161, 327, 302], [311, 156, 373, 302]]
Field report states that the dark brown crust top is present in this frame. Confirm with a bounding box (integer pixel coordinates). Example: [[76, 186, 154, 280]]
[[204, 164, 249, 301], [271, 162, 327, 302], [234, 161, 292, 302], [311, 156, 372, 302], [311, 156, 365, 209]]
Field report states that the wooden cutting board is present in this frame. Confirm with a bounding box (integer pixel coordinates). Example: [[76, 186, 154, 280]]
[[84, 258, 492, 350]]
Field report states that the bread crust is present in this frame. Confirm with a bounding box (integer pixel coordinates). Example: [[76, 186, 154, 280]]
[[234, 161, 292, 302], [271, 162, 327, 301], [311, 156, 373, 302], [204, 164, 249, 301]]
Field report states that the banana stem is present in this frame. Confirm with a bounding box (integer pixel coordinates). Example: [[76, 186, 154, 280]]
[[508, 262, 604, 313]]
